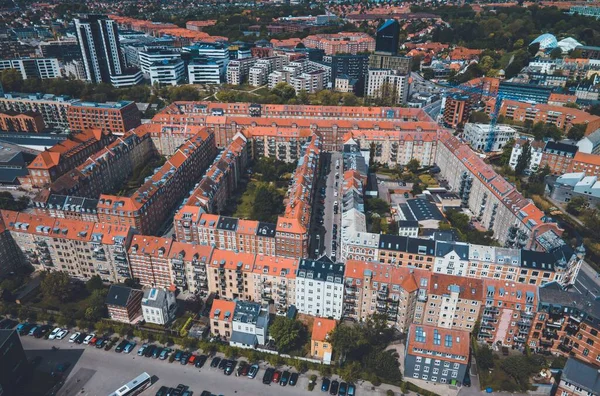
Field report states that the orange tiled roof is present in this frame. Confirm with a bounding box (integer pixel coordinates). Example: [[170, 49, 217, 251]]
[[92, 223, 132, 245], [210, 299, 236, 322], [252, 254, 297, 279], [209, 249, 255, 270], [408, 323, 470, 360], [345, 260, 429, 291], [573, 151, 600, 167], [312, 317, 337, 342], [482, 278, 538, 305], [429, 273, 484, 300], [168, 241, 213, 261], [129, 235, 173, 257]]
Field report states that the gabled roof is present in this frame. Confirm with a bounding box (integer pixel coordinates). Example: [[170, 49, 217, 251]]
[[106, 285, 136, 307], [561, 358, 600, 394], [312, 318, 337, 342]]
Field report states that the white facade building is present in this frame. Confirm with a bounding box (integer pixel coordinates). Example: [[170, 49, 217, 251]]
[[226, 58, 257, 85], [365, 69, 409, 104], [229, 301, 269, 349], [141, 288, 178, 325], [295, 259, 344, 319], [63, 60, 87, 80], [188, 59, 221, 84], [463, 123, 517, 152], [0, 58, 61, 80], [110, 70, 144, 88], [509, 138, 544, 173], [139, 49, 181, 75], [149, 59, 185, 86], [248, 56, 288, 87]]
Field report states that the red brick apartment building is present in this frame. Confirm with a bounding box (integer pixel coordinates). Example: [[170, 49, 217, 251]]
[[529, 283, 600, 367], [0, 111, 45, 132], [128, 235, 173, 289], [105, 284, 143, 324], [20, 129, 115, 188], [96, 128, 216, 235], [67, 101, 141, 134], [568, 151, 600, 177], [442, 93, 472, 129], [302, 32, 375, 55]]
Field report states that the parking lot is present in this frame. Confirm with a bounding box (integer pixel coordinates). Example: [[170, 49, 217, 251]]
[[20, 331, 316, 396]]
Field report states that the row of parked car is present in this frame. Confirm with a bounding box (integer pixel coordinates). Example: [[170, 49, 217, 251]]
[[321, 378, 356, 396]]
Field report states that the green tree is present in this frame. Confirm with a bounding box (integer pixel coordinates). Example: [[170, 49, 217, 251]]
[[340, 361, 362, 383], [566, 196, 587, 215], [514, 141, 531, 175], [567, 123, 587, 141], [0, 69, 23, 92], [405, 158, 420, 173], [371, 217, 382, 233], [0, 192, 28, 211], [86, 275, 104, 292], [268, 317, 308, 354], [366, 198, 390, 216], [84, 289, 108, 322], [476, 344, 495, 371], [500, 138, 515, 166], [167, 85, 201, 101], [271, 82, 296, 102], [251, 184, 284, 222], [41, 271, 72, 302], [469, 111, 490, 124], [388, 219, 399, 235], [550, 47, 563, 59]]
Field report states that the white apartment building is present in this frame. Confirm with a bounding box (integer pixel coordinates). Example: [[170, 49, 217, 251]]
[[110, 70, 144, 88], [0, 58, 61, 80], [508, 138, 544, 173], [182, 42, 230, 76], [366, 69, 409, 104], [248, 56, 288, 87], [291, 70, 325, 94], [230, 300, 269, 349], [295, 258, 345, 319], [188, 59, 222, 84], [149, 59, 186, 86], [63, 60, 87, 80], [268, 70, 290, 89], [226, 58, 257, 85], [463, 123, 517, 152], [141, 288, 178, 325], [139, 49, 181, 75]]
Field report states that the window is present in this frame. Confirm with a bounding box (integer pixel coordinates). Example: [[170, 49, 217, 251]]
[[445, 334, 453, 347], [416, 356, 422, 363], [422, 374, 428, 380], [441, 378, 447, 384], [414, 365, 420, 371], [434, 329, 441, 345], [424, 366, 430, 373], [413, 373, 419, 379], [452, 371, 458, 378], [453, 363, 460, 369], [415, 326, 426, 342], [433, 368, 439, 374]]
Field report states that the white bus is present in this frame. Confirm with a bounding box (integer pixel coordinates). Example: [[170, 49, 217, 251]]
[[108, 372, 152, 396]]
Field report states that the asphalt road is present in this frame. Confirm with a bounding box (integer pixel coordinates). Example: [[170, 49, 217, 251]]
[[21, 335, 313, 396], [573, 260, 600, 298], [323, 152, 342, 260]]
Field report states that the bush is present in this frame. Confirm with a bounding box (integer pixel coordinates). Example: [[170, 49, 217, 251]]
[[387, 391, 395, 396], [169, 354, 175, 363], [308, 383, 315, 391], [310, 374, 317, 382]]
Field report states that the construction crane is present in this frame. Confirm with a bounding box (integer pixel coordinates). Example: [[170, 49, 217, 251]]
[[437, 82, 505, 152]]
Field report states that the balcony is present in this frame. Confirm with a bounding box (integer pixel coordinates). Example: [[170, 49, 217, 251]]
[[565, 324, 579, 336], [557, 343, 572, 353], [539, 339, 553, 347], [114, 253, 127, 262], [517, 319, 531, 327], [345, 285, 357, 295], [545, 319, 564, 328]]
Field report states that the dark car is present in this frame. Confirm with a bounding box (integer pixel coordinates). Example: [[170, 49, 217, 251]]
[[263, 368, 275, 384], [115, 340, 129, 353], [17, 323, 32, 335], [210, 357, 221, 368], [152, 347, 163, 359], [75, 332, 86, 344], [175, 384, 188, 394], [174, 350, 183, 361], [218, 359, 228, 370], [321, 378, 331, 392], [200, 392, 211, 396], [280, 371, 290, 386], [236, 361, 248, 376], [155, 386, 169, 396], [248, 364, 259, 379], [329, 380, 339, 395], [339, 382, 347, 396], [195, 354, 208, 368], [144, 345, 156, 358], [224, 360, 236, 375], [34, 325, 51, 338], [95, 338, 107, 348], [289, 372, 298, 386], [347, 383, 356, 396], [180, 352, 190, 365]]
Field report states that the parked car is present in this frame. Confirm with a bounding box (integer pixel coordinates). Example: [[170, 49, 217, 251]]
[[280, 371, 290, 386], [88, 336, 98, 346], [339, 382, 347, 396], [262, 368, 274, 384], [248, 364, 259, 379], [159, 348, 170, 360], [27, 325, 39, 336], [289, 372, 298, 386], [69, 332, 80, 343], [137, 343, 148, 356], [195, 355, 207, 368], [180, 352, 190, 365], [188, 354, 197, 366], [35, 325, 51, 339], [218, 359, 228, 370], [330, 380, 339, 395], [210, 357, 221, 368], [48, 327, 62, 340], [74, 332, 86, 344], [145, 345, 157, 358], [174, 350, 183, 361], [115, 340, 129, 353], [83, 333, 95, 345], [56, 329, 69, 340], [155, 386, 169, 396], [224, 360, 236, 375], [152, 347, 163, 359], [237, 362, 249, 377], [272, 370, 282, 383], [123, 341, 136, 354], [95, 337, 107, 348], [16, 322, 30, 335], [347, 383, 356, 396], [321, 378, 331, 392]]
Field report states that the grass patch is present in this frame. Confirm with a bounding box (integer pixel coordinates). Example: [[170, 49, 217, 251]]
[[115, 155, 166, 196], [418, 174, 438, 187]]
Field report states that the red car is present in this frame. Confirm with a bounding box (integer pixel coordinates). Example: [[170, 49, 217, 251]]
[[272, 370, 282, 383], [188, 355, 197, 365], [89, 336, 98, 345]]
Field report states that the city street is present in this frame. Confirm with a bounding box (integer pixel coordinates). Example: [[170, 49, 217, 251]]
[[323, 152, 342, 259], [21, 335, 313, 396], [573, 260, 600, 298]]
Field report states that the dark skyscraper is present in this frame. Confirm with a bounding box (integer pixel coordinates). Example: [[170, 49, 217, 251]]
[[375, 19, 400, 55], [74, 14, 125, 83]]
